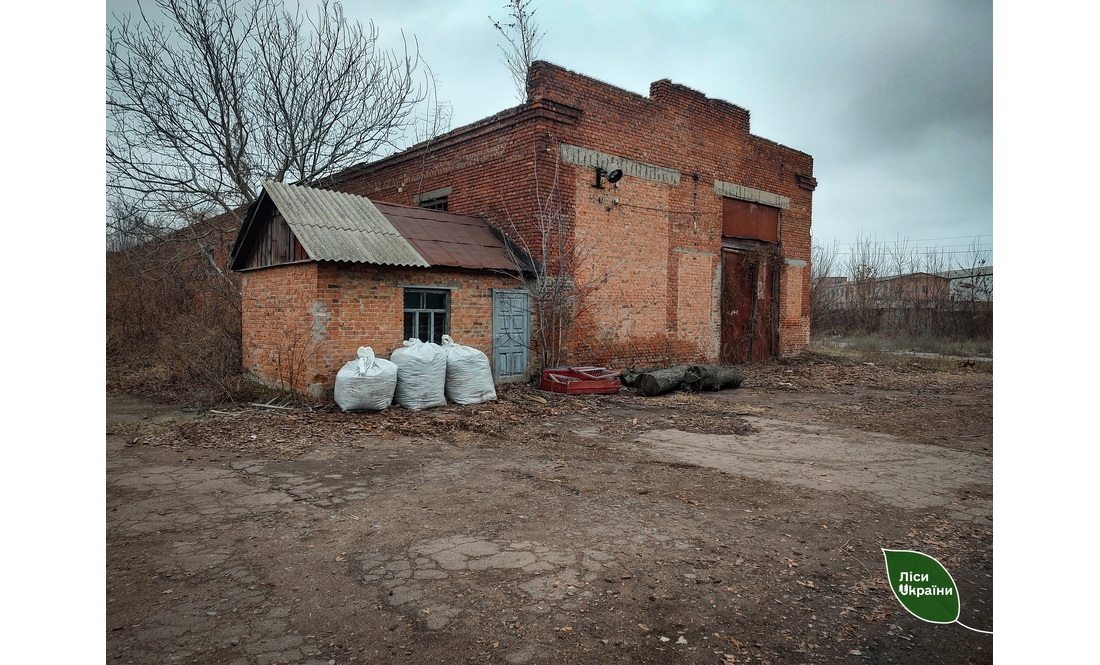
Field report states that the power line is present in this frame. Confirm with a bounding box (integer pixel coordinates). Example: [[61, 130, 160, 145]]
[[831, 250, 992, 258], [851, 234, 992, 242], [818, 239, 992, 247]]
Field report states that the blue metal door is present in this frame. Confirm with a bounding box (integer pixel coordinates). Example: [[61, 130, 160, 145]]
[[492, 289, 530, 383]]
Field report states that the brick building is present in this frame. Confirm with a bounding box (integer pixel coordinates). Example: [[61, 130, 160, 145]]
[[231, 61, 816, 396]]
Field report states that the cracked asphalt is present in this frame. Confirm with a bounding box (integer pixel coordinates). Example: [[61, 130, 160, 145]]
[[107, 358, 993, 664]]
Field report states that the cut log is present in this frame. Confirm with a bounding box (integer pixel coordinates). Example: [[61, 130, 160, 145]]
[[621, 367, 663, 386], [635, 366, 689, 397], [682, 364, 744, 392]]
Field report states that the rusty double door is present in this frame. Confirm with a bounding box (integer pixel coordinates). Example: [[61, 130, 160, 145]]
[[720, 243, 778, 364]]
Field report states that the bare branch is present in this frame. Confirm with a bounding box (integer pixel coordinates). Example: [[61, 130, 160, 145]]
[[489, 0, 544, 102], [495, 142, 618, 370], [107, 0, 427, 226]]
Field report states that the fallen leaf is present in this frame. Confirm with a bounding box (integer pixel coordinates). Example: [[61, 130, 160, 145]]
[[335, 556, 345, 562], [849, 649, 863, 655], [638, 623, 650, 631], [162, 590, 173, 594], [422, 608, 430, 614], [729, 637, 744, 648], [676, 636, 688, 644], [560, 626, 572, 632], [659, 636, 670, 642]]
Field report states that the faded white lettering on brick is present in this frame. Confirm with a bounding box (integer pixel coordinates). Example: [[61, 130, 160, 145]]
[[559, 144, 681, 186], [713, 180, 790, 210]]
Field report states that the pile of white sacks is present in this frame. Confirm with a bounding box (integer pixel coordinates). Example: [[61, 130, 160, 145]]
[[333, 336, 497, 412]]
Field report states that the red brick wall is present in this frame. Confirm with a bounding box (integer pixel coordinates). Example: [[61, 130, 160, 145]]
[[526, 63, 814, 361], [322, 104, 574, 268], [305, 61, 814, 369], [241, 261, 521, 396], [240, 262, 320, 392]]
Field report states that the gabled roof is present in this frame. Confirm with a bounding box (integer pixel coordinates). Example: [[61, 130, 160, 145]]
[[230, 181, 523, 272], [254, 180, 428, 268]]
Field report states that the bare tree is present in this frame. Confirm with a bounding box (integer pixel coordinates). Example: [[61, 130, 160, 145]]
[[810, 239, 841, 334], [952, 238, 993, 303], [107, 0, 426, 227], [843, 233, 888, 334], [489, 0, 544, 102], [498, 145, 613, 370], [409, 64, 454, 199], [922, 244, 949, 276], [107, 0, 435, 400]]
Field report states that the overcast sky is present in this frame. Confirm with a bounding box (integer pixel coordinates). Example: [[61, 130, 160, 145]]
[[106, 0, 993, 267]]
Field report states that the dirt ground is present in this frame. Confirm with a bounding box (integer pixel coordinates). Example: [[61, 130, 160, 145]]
[[106, 353, 993, 664]]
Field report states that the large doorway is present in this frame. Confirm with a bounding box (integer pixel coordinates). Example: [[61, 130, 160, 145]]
[[720, 244, 778, 364]]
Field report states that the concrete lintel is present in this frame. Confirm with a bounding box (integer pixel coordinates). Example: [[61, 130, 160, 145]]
[[713, 180, 790, 210], [673, 248, 718, 257], [560, 144, 681, 186], [397, 283, 459, 290], [785, 258, 808, 267], [413, 186, 452, 203]]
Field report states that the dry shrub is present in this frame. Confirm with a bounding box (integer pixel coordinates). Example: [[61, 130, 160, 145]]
[[106, 220, 252, 404]]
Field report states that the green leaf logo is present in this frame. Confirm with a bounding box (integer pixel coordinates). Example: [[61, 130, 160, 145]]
[[882, 549, 960, 624]]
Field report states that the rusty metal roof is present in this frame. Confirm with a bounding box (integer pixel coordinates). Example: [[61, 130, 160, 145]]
[[374, 202, 521, 271], [261, 180, 429, 267]]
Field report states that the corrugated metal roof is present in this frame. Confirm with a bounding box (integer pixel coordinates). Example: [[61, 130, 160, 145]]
[[262, 180, 429, 267], [374, 203, 521, 271]]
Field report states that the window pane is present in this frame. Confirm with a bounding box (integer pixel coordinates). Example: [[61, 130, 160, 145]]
[[404, 291, 422, 309], [418, 312, 432, 343], [424, 291, 447, 310], [404, 312, 415, 340], [432, 312, 446, 343]]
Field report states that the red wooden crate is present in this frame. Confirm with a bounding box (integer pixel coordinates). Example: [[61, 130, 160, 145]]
[[540, 367, 621, 394]]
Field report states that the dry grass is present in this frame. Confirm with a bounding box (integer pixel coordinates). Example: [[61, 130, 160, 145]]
[[809, 342, 993, 373], [813, 332, 992, 359]]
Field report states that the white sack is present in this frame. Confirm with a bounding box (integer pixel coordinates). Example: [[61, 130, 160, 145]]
[[334, 347, 397, 412], [390, 338, 447, 410], [441, 335, 497, 405]]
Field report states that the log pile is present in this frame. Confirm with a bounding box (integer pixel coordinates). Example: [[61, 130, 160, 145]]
[[632, 364, 744, 397]]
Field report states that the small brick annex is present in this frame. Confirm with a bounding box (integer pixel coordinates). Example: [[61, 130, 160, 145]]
[[240, 263, 518, 397], [234, 61, 815, 396]]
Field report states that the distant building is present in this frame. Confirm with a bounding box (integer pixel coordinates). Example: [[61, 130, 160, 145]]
[[820, 267, 991, 309], [935, 266, 993, 302]]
